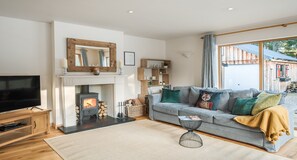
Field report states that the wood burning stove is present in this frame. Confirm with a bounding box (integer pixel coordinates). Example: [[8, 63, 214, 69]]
[[76, 85, 99, 124]]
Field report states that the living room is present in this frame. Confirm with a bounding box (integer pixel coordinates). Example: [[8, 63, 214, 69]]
[[0, 0, 297, 160]]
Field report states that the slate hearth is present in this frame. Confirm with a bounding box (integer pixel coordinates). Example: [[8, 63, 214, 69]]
[[58, 116, 135, 134]]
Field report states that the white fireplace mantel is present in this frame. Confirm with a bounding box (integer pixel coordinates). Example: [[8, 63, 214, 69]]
[[60, 75, 126, 127]]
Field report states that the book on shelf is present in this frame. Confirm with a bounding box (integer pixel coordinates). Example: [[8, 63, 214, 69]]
[[179, 116, 201, 121]]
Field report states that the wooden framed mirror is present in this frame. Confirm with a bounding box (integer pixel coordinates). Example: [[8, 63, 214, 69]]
[[67, 38, 117, 72]]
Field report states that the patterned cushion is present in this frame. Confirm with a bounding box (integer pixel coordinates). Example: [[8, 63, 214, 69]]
[[196, 90, 228, 110]]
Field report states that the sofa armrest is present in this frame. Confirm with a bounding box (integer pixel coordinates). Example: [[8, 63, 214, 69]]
[[282, 103, 297, 113], [148, 93, 162, 120]]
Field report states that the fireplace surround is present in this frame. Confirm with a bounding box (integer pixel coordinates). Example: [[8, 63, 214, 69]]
[[60, 75, 126, 127]]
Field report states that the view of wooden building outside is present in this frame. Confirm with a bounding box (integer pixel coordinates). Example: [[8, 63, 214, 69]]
[[220, 38, 297, 92]]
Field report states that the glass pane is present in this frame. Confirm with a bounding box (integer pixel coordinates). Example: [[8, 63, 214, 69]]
[[220, 43, 260, 90], [263, 39, 297, 92]]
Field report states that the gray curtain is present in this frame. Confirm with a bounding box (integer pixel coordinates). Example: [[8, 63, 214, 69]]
[[202, 34, 217, 88], [99, 49, 105, 67], [81, 48, 88, 66]]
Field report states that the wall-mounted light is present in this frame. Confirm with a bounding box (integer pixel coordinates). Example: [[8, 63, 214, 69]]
[[181, 52, 193, 58]]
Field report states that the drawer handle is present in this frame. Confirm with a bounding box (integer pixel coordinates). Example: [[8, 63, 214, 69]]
[[34, 121, 36, 129]]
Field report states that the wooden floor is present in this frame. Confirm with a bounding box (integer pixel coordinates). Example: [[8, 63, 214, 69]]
[[0, 117, 297, 160]]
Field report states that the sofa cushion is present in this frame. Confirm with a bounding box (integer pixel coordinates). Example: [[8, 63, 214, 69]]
[[228, 90, 253, 112], [232, 97, 257, 115], [196, 90, 229, 111], [189, 86, 202, 106], [161, 89, 180, 103], [179, 107, 221, 123], [173, 86, 191, 104], [251, 92, 282, 115], [250, 88, 287, 104], [153, 103, 190, 116], [213, 113, 261, 133]]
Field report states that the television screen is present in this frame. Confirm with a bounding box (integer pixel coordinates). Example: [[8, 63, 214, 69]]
[[0, 76, 41, 112]]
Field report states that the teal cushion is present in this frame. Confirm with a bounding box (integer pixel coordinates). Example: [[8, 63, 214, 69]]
[[161, 89, 180, 103], [232, 97, 257, 115]]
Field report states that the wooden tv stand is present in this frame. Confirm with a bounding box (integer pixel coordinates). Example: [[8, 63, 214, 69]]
[[0, 109, 51, 148]]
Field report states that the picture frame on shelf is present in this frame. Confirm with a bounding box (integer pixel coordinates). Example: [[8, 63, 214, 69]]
[[124, 51, 135, 66]]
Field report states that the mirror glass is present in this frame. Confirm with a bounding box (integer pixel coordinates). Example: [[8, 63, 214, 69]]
[[75, 45, 110, 67]]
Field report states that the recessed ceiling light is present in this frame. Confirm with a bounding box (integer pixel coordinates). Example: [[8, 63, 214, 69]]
[[228, 7, 234, 11], [128, 10, 134, 14]]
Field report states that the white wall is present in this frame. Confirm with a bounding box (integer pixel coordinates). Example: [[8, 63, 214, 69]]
[[123, 35, 166, 99], [0, 16, 52, 110], [166, 35, 203, 87]]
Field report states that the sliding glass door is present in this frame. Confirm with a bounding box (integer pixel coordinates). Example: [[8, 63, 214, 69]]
[[220, 43, 260, 90], [219, 38, 297, 92], [263, 38, 297, 92]]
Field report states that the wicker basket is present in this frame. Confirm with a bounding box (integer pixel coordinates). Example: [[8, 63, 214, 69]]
[[126, 105, 144, 117]]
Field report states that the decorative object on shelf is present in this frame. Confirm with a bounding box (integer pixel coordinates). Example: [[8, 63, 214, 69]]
[[92, 67, 100, 75], [62, 58, 68, 75], [124, 51, 135, 66]]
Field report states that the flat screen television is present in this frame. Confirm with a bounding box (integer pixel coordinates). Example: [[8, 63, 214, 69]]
[[0, 75, 41, 112]]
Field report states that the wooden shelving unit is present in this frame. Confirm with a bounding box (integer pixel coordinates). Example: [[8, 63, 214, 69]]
[[137, 59, 171, 104], [0, 109, 51, 148]]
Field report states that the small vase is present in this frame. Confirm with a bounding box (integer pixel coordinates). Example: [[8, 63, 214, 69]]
[[93, 67, 100, 75]]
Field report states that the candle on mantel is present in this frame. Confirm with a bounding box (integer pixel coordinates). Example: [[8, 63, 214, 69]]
[[118, 60, 123, 68], [63, 58, 68, 68]]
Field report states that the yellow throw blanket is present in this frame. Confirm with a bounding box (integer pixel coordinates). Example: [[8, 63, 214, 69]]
[[234, 105, 290, 143]]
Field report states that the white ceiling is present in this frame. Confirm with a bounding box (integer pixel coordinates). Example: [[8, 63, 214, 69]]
[[0, 0, 297, 40]]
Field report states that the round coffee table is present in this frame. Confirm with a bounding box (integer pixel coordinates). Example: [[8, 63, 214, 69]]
[[178, 116, 203, 148]]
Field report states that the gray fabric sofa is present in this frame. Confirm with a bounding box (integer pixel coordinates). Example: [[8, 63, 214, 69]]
[[148, 86, 297, 152]]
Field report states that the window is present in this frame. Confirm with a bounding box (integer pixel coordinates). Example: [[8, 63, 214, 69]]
[[219, 43, 260, 90], [276, 64, 289, 78], [219, 38, 297, 92]]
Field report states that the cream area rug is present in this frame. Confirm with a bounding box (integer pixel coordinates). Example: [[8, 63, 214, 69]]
[[45, 120, 289, 160]]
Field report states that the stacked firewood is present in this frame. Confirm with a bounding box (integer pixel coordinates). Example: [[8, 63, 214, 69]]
[[75, 106, 80, 123], [98, 101, 107, 117]]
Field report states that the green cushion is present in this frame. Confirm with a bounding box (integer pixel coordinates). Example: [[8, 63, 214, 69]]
[[251, 92, 282, 115], [161, 89, 180, 103], [232, 97, 257, 115]]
